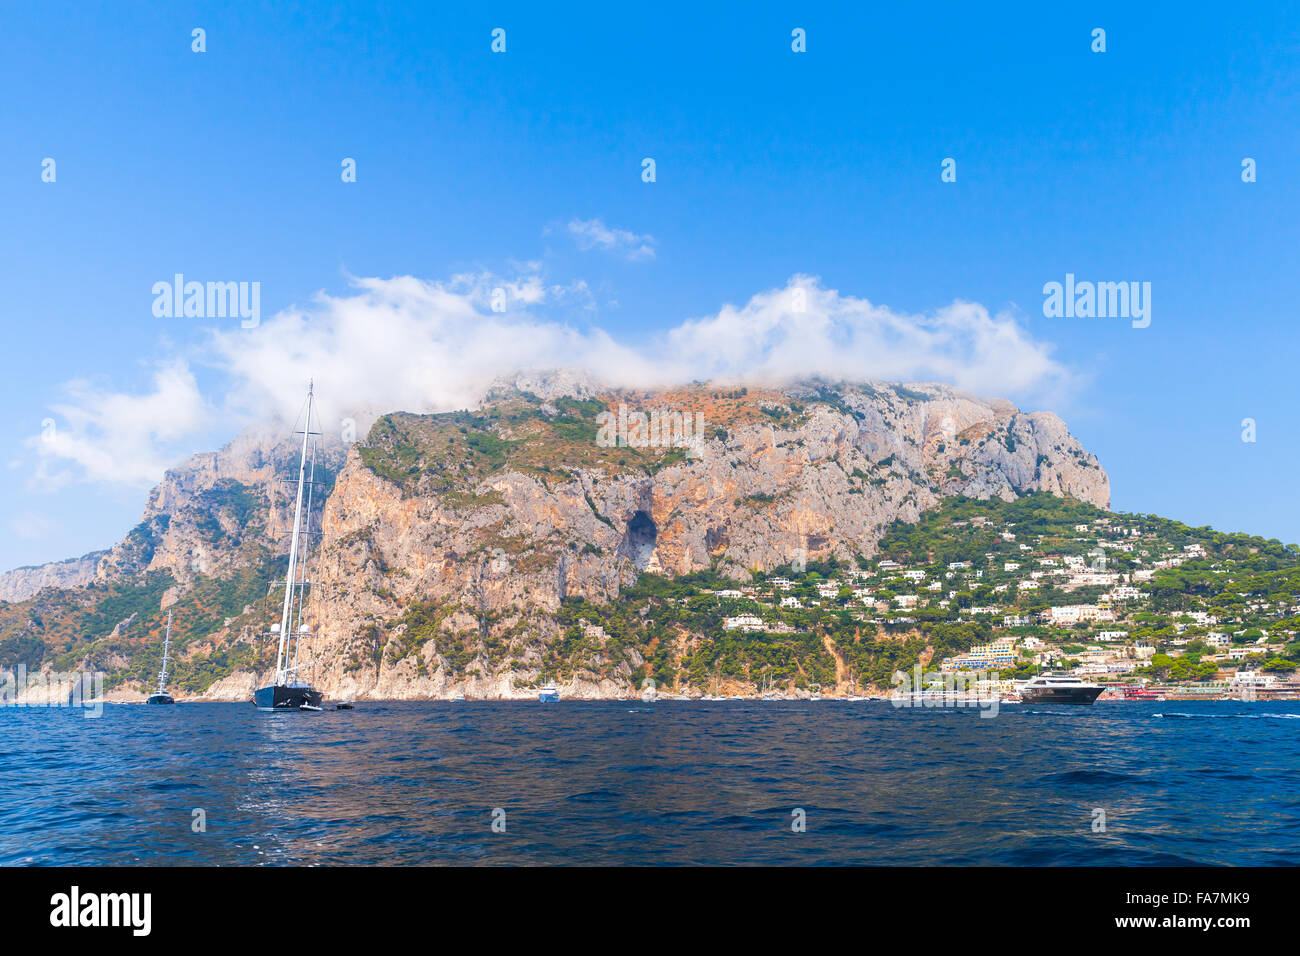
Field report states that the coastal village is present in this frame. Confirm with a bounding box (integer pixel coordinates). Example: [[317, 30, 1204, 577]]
[[668, 495, 1300, 702]]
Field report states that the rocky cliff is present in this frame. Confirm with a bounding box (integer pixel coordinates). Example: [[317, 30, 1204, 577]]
[[0, 376, 1108, 700], [0, 552, 106, 604]]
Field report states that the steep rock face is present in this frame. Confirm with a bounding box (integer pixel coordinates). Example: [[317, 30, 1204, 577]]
[[293, 378, 1107, 699], [0, 552, 106, 604], [92, 427, 346, 584], [0, 426, 346, 698]]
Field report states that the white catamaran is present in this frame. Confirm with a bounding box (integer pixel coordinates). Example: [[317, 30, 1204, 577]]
[[253, 382, 325, 712], [146, 610, 176, 705]]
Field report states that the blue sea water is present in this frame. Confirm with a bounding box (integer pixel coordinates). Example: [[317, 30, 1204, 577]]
[[2, 700, 1298, 866]]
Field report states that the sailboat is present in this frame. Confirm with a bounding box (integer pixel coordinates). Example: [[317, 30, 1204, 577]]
[[146, 611, 176, 705], [253, 382, 325, 712]]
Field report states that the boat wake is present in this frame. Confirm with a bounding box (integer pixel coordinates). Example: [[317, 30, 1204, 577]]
[[1152, 712, 1300, 720]]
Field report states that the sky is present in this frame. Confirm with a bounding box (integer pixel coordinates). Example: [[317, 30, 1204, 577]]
[[1, 1, 1297, 571]]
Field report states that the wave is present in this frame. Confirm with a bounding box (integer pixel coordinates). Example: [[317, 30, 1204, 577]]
[[1153, 712, 1300, 720], [1041, 768, 1149, 786]]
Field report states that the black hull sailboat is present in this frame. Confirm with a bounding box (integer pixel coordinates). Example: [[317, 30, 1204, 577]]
[[253, 683, 322, 710], [254, 382, 325, 713], [147, 611, 176, 705]]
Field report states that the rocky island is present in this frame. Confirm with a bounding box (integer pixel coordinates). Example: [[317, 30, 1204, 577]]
[[0, 374, 1112, 701]]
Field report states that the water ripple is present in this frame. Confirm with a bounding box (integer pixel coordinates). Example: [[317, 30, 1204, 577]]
[[0, 699, 1294, 865]]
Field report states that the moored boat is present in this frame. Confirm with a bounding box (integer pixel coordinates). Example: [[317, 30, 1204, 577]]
[[253, 682, 323, 710], [146, 611, 176, 705], [1016, 672, 1104, 705], [253, 383, 325, 713]]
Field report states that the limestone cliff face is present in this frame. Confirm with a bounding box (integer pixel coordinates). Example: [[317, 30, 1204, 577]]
[[0, 430, 331, 603], [93, 427, 346, 585], [0, 552, 105, 604], [290, 378, 1107, 700]]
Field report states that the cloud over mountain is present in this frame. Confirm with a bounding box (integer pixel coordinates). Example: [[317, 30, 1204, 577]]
[[29, 361, 211, 489], [30, 272, 1073, 487]]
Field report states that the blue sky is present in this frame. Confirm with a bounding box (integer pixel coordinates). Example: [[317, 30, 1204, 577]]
[[1, 1, 1298, 571]]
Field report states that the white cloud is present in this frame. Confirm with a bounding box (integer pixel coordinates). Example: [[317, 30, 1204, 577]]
[[28, 360, 211, 488], [208, 270, 656, 432], [29, 272, 1074, 487], [566, 218, 656, 261], [663, 275, 1072, 399]]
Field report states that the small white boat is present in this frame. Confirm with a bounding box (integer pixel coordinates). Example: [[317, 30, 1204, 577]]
[[538, 683, 560, 702], [452, 693, 466, 702]]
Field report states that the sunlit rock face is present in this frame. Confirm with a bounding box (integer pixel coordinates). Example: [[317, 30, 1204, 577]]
[[302, 377, 1106, 698]]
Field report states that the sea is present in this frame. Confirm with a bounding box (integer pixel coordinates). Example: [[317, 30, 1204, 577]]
[[2, 699, 1298, 866]]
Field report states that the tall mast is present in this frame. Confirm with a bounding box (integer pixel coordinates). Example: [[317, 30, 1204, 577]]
[[157, 611, 172, 695], [290, 438, 318, 678], [275, 383, 314, 684]]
